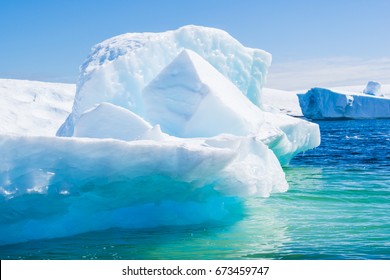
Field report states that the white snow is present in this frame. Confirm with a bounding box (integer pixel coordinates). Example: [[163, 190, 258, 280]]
[[0, 79, 75, 136], [298, 85, 390, 119]]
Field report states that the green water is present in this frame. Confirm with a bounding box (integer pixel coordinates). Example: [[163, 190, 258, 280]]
[[1, 120, 389, 259]]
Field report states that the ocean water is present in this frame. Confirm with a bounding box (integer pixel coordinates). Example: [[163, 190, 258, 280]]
[[1, 119, 389, 259]]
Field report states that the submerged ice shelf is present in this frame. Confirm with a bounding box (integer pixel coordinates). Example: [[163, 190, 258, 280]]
[[0, 25, 320, 245]]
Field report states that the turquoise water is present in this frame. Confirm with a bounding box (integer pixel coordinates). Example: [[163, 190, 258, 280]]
[[1, 119, 389, 259]]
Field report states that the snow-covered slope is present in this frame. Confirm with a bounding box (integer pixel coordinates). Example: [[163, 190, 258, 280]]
[[298, 84, 390, 119], [0, 79, 75, 136]]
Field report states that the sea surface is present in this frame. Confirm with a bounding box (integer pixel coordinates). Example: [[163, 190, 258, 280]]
[[1, 119, 389, 259]]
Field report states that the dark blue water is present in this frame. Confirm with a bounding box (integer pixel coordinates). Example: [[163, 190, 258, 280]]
[[1, 119, 389, 259]]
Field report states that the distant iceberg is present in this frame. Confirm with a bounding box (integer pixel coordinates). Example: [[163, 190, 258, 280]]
[[298, 83, 390, 119], [0, 26, 320, 245], [363, 81, 382, 96]]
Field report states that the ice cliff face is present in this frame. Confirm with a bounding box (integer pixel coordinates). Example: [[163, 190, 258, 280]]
[[298, 87, 390, 119]]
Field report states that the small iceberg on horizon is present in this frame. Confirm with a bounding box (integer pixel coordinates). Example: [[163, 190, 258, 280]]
[[363, 81, 383, 97]]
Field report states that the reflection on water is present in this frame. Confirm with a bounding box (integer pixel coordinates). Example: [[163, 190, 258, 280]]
[[0, 197, 290, 260], [1, 166, 389, 260]]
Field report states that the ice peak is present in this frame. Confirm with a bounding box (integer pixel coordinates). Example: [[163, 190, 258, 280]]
[[143, 49, 264, 137]]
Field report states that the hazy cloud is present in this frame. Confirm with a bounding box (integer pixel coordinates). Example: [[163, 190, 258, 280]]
[[265, 57, 390, 91]]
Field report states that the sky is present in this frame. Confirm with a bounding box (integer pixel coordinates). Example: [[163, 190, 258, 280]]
[[1, 0, 389, 90]]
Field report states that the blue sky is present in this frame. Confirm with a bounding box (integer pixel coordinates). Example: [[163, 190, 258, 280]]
[[1, 0, 389, 89]]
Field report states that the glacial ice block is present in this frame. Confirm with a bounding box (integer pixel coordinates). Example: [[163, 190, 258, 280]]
[[298, 87, 390, 119], [143, 49, 264, 137], [57, 25, 271, 137], [0, 25, 323, 245]]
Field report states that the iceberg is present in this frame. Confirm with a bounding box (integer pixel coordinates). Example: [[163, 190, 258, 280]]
[[298, 86, 390, 119], [57, 25, 319, 164], [0, 25, 320, 245], [57, 25, 271, 137], [0, 133, 286, 245], [363, 81, 382, 96]]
